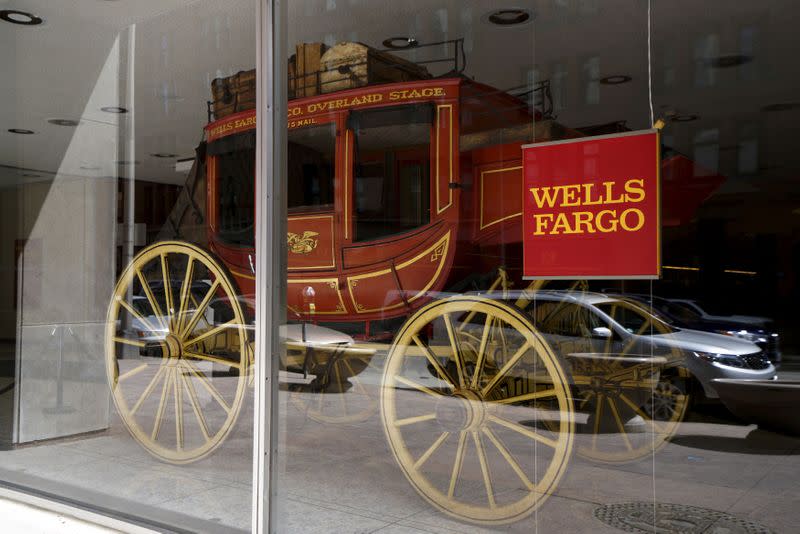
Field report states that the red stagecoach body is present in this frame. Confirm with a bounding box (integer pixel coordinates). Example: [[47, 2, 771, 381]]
[[202, 77, 564, 337]]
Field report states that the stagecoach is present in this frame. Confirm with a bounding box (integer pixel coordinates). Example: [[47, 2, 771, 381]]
[[105, 42, 688, 525]]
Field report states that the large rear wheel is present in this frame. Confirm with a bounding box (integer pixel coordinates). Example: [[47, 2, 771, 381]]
[[381, 296, 574, 525]]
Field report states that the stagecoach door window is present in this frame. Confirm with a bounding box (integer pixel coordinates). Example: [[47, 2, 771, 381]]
[[216, 145, 256, 246], [349, 104, 432, 241], [288, 123, 335, 212]]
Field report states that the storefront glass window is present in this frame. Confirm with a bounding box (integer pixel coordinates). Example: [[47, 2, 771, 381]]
[[275, 1, 800, 532], [1, 1, 258, 531]]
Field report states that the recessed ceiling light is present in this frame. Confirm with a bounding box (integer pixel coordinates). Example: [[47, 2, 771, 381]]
[[485, 9, 532, 26], [0, 10, 43, 26], [8, 128, 35, 134], [101, 106, 128, 114], [48, 118, 80, 127], [761, 102, 800, 113], [382, 37, 418, 50], [151, 153, 178, 158], [600, 75, 632, 85], [671, 114, 699, 122], [711, 54, 752, 68]]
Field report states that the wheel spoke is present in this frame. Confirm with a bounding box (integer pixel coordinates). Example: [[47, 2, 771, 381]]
[[622, 319, 651, 356], [184, 351, 242, 369], [443, 313, 466, 389], [606, 396, 634, 451], [117, 297, 162, 338], [184, 319, 238, 348], [480, 341, 531, 397], [618, 392, 665, 434], [113, 336, 146, 348], [471, 314, 494, 389], [482, 426, 535, 491], [342, 359, 368, 395], [634, 319, 653, 337], [495, 387, 558, 405], [413, 432, 449, 470], [513, 289, 536, 311], [118, 363, 148, 383], [448, 431, 468, 498], [151, 367, 173, 440], [592, 393, 604, 450], [181, 281, 220, 339], [174, 366, 184, 450], [191, 294, 214, 330], [394, 413, 437, 427], [412, 334, 456, 387], [182, 360, 231, 414], [181, 369, 210, 440], [493, 315, 509, 364], [160, 253, 175, 332], [176, 258, 195, 335], [579, 390, 595, 410], [472, 430, 496, 508], [488, 414, 558, 448], [394, 375, 445, 398], [130, 365, 166, 416], [603, 306, 616, 355], [136, 268, 167, 331], [457, 309, 479, 332]]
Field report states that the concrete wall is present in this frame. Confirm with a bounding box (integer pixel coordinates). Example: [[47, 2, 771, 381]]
[[3, 174, 117, 443]]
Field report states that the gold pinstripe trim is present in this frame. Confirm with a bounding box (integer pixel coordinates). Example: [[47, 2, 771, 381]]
[[346, 231, 450, 314], [479, 166, 523, 230], [436, 105, 454, 214]]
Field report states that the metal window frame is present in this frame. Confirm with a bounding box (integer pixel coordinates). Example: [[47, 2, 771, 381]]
[[252, 0, 286, 533]]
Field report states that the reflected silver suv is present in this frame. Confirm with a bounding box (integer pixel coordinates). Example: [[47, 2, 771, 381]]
[[513, 291, 778, 399]]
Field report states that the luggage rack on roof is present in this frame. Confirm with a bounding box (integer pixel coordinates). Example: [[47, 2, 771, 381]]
[[206, 38, 554, 122]]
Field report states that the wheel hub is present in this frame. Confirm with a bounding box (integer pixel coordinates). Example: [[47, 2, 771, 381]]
[[163, 334, 183, 361], [590, 376, 621, 396], [435, 390, 486, 432]]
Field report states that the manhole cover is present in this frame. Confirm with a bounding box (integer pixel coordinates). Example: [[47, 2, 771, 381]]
[[594, 502, 774, 534]]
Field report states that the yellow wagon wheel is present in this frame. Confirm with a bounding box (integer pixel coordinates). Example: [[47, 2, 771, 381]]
[[570, 300, 689, 464], [288, 345, 378, 424], [381, 296, 574, 525], [105, 241, 249, 464]]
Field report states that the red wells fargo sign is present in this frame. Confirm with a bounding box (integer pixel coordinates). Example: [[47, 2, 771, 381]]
[[522, 130, 660, 279]]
